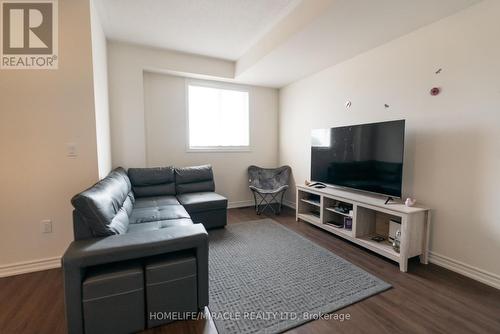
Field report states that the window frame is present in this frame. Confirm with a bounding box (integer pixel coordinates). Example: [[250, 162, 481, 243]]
[[185, 79, 251, 153]]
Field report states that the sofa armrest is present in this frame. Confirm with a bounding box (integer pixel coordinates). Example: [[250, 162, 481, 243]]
[[62, 224, 208, 334], [63, 223, 207, 268]]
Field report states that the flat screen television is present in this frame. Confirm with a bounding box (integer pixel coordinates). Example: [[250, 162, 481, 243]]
[[311, 120, 405, 198]]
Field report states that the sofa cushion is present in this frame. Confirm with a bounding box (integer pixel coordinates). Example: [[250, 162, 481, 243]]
[[130, 204, 190, 224], [71, 167, 131, 237], [83, 261, 143, 300], [114, 167, 132, 191], [175, 165, 215, 194], [176, 192, 227, 214], [128, 167, 176, 198], [189, 209, 227, 229], [127, 219, 193, 233], [133, 196, 180, 208]]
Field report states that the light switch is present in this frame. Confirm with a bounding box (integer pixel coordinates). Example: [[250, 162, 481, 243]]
[[66, 142, 77, 157], [41, 220, 52, 233]]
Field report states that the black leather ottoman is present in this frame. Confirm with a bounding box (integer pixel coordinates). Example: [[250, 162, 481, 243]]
[[145, 252, 198, 328], [82, 262, 144, 334], [176, 192, 228, 229]]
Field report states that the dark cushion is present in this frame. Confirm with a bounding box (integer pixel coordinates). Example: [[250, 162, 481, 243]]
[[144, 251, 197, 328], [128, 167, 176, 198], [71, 167, 131, 237], [62, 223, 209, 333], [176, 192, 227, 213], [130, 204, 190, 224], [189, 209, 227, 229], [82, 261, 145, 334], [127, 219, 193, 233], [114, 167, 132, 190], [133, 196, 180, 208], [175, 165, 215, 194], [83, 261, 143, 300]]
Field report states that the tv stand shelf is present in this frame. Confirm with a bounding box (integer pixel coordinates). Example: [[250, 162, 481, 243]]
[[296, 185, 431, 272], [300, 198, 321, 207], [325, 207, 352, 217]]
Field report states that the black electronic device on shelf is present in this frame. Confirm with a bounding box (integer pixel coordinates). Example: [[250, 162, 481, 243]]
[[307, 182, 326, 189], [326, 221, 344, 228]]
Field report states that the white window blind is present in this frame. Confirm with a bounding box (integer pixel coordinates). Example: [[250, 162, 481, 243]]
[[187, 84, 249, 150]]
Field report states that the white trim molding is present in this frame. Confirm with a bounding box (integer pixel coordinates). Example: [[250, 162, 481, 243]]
[[283, 199, 296, 209], [228, 200, 255, 209], [2, 222, 497, 293], [229, 199, 296, 210], [287, 196, 498, 289], [0, 257, 61, 278], [429, 252, 500, 290]]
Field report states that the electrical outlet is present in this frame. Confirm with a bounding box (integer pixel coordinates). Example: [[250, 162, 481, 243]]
[[41, 220, 53, 233]]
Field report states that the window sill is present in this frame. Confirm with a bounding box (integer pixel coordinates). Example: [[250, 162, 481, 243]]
[[186, 147, 251, 153]]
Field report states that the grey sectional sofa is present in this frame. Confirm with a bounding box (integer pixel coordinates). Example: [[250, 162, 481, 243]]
[[62, 165, 227, 334]]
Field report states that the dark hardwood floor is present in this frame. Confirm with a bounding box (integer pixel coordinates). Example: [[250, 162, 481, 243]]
[[1, 207, 499, 334]]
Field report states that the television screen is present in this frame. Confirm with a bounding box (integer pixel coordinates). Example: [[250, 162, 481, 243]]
[[311, 120, 405, 198]]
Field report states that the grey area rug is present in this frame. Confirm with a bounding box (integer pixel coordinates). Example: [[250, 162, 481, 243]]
[[208, 219, 391, 334]]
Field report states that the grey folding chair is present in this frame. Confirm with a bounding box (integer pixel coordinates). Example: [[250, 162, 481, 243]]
[[248, 165, 291, 215]]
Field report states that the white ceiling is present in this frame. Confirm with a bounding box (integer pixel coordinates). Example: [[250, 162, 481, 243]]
[[235, 0, 482, 87], [95, 0, 482, 87], [94, 0, 300, 60]]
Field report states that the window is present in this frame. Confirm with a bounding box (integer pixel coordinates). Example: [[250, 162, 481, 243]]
[[311, 128, 331, 148], [187, 83, 249, 151]]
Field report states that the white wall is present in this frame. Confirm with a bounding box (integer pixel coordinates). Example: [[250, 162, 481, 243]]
[[279, 0, 500, 281], [0, 0, 99, 274], [108, 42, 278, 205], [90, 0, 112, 178], [107, 42, 235, 168], [144, 72, 278, 205]]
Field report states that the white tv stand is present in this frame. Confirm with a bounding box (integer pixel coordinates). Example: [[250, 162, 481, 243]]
[[296, 184, 431, 272]]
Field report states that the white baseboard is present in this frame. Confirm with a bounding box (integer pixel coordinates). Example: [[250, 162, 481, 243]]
[[2, 225, 497, 293], [0, 256, 61, 278], [228, 200, 254, 209], [229, 200, 296, 210], [283, 199, 296, 209], [429, 252, 500, 290], [285, 198, 498, 290]]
